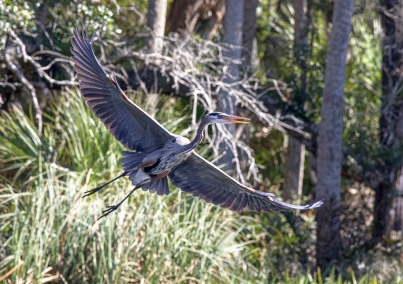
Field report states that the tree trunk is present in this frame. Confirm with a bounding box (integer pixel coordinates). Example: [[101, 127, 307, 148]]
[[200, 0, 225, 40], [146, 0, 167, 54], [217, 0, 244, 173], [393, 75, 403, 236], [293, 0, 309, 93], [284, 137, 305, 200], [315, 0, 354, 269], [389, 0, 403, 240], [373, 0, 403, 241], [168, 0, 225, 39], [234, 0, 258, 173], [391, 168, 403, 238], [146, 0, 168, 116], [242, 0, 258, 71], [167, 0, 203, 36], [283, 0, 309, 201]]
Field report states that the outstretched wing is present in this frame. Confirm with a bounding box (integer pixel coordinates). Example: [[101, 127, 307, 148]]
[[71, 27, 173, 152], [169, 152, 323, 212]]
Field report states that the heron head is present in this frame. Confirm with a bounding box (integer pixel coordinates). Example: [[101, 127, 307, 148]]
[[204, 112, 250, 125]]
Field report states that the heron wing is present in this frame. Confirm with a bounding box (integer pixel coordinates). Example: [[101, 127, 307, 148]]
[[71, 27, 173, 151], [169, 152, 323, 212]]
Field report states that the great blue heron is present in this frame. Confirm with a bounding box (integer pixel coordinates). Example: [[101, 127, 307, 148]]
[[71, 27, 323, 218]]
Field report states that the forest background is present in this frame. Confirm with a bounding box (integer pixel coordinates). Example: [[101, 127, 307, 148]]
[[0, 0, 402, 282]]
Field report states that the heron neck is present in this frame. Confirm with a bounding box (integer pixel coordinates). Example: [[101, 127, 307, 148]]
[[183, 120, 208, 152]]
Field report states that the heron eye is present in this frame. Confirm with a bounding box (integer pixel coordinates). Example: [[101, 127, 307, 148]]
[[208, 112, 222, 119]]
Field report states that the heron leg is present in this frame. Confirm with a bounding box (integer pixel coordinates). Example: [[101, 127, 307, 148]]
[[83, 172, 127, 198], [99, 186, 140, 219]]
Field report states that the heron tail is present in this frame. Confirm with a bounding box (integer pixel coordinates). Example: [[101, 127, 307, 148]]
[[142, 177, 169, 196]]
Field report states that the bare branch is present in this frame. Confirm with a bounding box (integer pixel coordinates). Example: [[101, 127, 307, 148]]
[[7, 29, 78, 87], [104, 33, 317, 181], [4, 44, 43, 134]]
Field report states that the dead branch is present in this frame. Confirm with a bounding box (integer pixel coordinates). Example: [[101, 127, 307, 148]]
[[105, 33, 317, 182], [7, 29, 77, 87], [4, 43, 43, 134], [1, 28, 81, 133]]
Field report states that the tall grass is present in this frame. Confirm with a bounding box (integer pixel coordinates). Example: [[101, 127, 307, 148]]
[[0, 91, 385, 283], [0, 92, 268, 283]]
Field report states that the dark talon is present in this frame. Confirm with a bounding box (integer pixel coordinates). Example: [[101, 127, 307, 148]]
[[97, 186, 140, 220], [82, 187, 101, 198], [99, 205, 119, 219]]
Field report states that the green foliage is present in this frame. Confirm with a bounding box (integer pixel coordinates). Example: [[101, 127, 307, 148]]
[[343, 13, 382, 173], [0, 91, 397, 283], [0, 92, 281, 282], [0, 0, 147, 54], [0, 1, 33, 48], [256, 0, 294, 76]]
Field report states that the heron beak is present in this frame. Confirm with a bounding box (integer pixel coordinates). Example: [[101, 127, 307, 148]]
[[222, 115, 251, 124]]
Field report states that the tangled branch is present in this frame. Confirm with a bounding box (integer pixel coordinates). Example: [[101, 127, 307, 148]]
[[1, 28, 78, 133], [104, 33, 314, 182]]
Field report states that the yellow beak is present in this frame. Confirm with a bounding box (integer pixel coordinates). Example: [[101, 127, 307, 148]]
[[222, 115, 251, 124]]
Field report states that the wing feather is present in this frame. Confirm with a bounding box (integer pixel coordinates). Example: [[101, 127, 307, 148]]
[[71, 27, 173, 151], [212, 190, 231, 205], [236, 193, 248, 212], [169, 152, 323, 213]]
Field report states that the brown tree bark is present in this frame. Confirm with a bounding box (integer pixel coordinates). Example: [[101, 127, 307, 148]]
[[200, 0, 225, 40], [167, 0, 225, 39], [167, 0, 203, 36], [315, 0, 354, 269], [217, 0, 244, 173]]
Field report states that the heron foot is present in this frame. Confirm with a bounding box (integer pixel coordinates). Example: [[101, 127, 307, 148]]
[[83, 186, 102, 198], [99, 205, 119, 219]]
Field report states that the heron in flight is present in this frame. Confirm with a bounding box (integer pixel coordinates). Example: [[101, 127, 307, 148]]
[[71, 27, 323, 218]]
